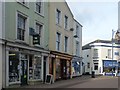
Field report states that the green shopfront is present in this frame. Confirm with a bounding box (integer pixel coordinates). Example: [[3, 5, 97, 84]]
[[5, 44, 49, 87]]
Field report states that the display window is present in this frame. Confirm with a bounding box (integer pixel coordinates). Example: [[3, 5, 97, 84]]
[[103, 60, 118, 73], [72, 61, 81, 75], [9, 52, 20, 83], [56, 59, 61, 79], [33, 56, 42, 80]]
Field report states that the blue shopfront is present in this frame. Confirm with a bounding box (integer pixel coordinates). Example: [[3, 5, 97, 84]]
[[103, 60, 118, 76]]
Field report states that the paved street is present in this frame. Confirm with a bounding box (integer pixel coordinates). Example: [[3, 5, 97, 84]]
[[7, 75, 119, 89]]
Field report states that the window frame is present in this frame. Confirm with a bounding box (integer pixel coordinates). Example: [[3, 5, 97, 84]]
[[56, 9, 61, 25], [64, 36, 68, 52], [56, 32, 61, 51], [35, 0, 44, 16], [64, 15, 68, 29], [17, 12, 27, 41]]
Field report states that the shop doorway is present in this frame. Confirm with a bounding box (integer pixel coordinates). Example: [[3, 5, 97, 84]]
[[61, 59, 67, 79], [21, 60, 28, 85]]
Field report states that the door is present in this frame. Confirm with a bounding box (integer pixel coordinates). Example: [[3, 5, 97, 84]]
[[21, 60, 28, 85], [61, 60, 67, 79], [43, 56, 47, 83]]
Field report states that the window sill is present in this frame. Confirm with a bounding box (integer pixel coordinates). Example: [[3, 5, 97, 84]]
[[17, 2, 29, 9], [34, 44, 43, 48], [15, 39, 27, 44], [35, 11, 44, 18]]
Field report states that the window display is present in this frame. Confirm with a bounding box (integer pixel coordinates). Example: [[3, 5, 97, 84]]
[[34, 56, 41, 79], [56, 59, 61, 79], [72, 61, 81, 75], [9, 52, 20, 83]]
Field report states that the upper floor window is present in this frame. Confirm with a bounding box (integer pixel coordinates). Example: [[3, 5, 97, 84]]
[[108, 49, 111, 58], [17, 13, 27, 41], [64, 15, 68, 29], [56, 9, 61, 25], [35, 22, 43, 45], [64, 36, 68, 52], [76, 25, 79, 37], [93, 49, 98, 58], [36, 0, 44, 15], [76, 41, 79, 56], [56, 32, 61, 51]]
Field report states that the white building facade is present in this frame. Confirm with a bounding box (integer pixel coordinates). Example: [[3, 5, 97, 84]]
[[83, 40, 120, 76], [71, 19, 83, 77]]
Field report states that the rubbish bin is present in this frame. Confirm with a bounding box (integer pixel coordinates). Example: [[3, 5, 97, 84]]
[[91, 71, 95, 78]]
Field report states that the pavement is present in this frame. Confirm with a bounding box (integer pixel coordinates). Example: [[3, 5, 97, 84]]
[[7, 75, 112, 88]]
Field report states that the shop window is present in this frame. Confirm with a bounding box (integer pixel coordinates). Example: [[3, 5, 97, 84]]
[[9, 52, 20, 83], [34, 56, 41, 79], [29, 55, 33, 80], [56, 59, 61, 79]]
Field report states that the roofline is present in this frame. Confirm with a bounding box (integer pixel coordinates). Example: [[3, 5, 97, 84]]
[[74, 19, 83, 27], [65, 0, 74, 18]]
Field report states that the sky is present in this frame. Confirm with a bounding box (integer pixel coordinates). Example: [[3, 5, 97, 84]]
[[66, 0, 119, 46]]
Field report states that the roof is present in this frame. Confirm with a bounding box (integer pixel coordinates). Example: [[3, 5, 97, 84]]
[[82, 39, 112, 50]]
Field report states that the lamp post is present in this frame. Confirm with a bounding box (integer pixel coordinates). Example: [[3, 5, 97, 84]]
[[112, 29, 115, 76], [112, 29, 120, 76]]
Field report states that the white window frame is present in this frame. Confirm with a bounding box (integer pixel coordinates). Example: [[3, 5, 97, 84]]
[[76, 41, 79, 56], [108, 49, 112, 58], [64, 36, 68, 52], [76, 25, 79, 37], [64, 15, 68, 30], [56, 9, 61, 25], [34, 21, 44, 46], [56, 32, 61, 51], [35, 0, 44, 16], [16, 11, 28, 42]]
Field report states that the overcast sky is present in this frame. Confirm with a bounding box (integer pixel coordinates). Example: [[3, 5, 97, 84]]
[[66, 0, 119, 45]]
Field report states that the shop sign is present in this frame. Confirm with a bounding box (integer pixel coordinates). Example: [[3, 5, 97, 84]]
[[103, 60, 118, 67], [33, 34, 40, 45]]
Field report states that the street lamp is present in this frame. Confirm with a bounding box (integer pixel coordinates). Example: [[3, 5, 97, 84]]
[[112, 29, 120, 76]]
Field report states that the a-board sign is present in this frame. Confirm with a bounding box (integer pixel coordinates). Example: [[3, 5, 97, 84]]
[[45, 74, 53, 84]]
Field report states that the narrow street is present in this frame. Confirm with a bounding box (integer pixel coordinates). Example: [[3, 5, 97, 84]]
[[7, 75, 119, 89]]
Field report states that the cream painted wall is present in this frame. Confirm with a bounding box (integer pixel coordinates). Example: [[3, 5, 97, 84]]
[[48, 1, 74, 55]]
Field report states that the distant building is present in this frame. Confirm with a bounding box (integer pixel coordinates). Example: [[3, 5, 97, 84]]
[[82, 40, 120, 76]]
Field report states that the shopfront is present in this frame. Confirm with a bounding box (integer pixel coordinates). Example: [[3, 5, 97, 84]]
[[72, 56, 82, 77], [103, 60, 118, 76], [49, 51, 72, 81], [5, 44, 49, 87]]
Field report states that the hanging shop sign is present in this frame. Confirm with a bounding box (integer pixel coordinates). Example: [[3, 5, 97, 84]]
[[33, 34, 40, 45]]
